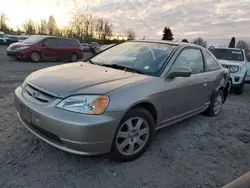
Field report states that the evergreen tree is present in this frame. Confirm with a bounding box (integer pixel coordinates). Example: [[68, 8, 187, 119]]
[[228, 37, 236, 48], [162, 27, 174, 41]]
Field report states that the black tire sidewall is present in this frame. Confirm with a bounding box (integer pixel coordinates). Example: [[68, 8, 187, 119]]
[[111, 108, 155, 162], [210, 90, 224, 116], [234, 83, 244, 95], [204, 90, 224, 117]]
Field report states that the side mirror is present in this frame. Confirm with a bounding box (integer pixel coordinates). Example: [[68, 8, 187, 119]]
[[42, 43, 47, 47], [166, 66, 192, 79]]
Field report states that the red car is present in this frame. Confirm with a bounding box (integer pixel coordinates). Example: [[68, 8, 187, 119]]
[[7, 35, 83, 62]]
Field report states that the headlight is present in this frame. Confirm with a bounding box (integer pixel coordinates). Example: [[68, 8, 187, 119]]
[[229, 65, 239, 73], [56, 95, 109, 115], [14, 46, 29, 52]]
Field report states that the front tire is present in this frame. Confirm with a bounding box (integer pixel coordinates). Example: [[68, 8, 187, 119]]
[[111, 108, 155, 162], [203, 90, 224, 117], [30, 52, 40, 62], [70, 53, 78, 62], [234, 83, 244, 95]]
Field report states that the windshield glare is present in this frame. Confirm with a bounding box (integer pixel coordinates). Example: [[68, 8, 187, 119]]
[[209, 48, 244, 61], [22, 36, 44, 44], [90, 42, 177, 76]]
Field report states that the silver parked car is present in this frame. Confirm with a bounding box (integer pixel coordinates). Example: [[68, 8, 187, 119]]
[[14, 40, 230, 161], [81, 43, 90, 52]]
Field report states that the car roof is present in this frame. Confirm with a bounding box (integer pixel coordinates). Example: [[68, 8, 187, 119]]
[[30, 35, 77, 40], [209, 47, 242, 50], [131, 40, 204, 49]]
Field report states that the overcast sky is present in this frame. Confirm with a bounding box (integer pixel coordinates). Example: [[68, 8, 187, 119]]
[[1, 0, 250, 45]]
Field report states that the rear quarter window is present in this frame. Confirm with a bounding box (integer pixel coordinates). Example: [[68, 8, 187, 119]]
[[203, 50, 220, 71], [68, 39, 81, 47], [56, 38, 69, 46]]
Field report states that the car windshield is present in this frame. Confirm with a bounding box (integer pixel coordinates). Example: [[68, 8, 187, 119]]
[[90, 41, 177, 76], [0, 33, 4, 38], [22, 35, 45, 44], [209, 48, 244, 61]]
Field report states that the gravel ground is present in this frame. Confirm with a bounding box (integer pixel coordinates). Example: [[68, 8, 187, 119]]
[[0, 45, 250, 188]]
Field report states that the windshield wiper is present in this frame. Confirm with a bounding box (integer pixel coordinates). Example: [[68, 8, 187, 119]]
[[86, 59, 103, 66], [101, 64, 139, 74]]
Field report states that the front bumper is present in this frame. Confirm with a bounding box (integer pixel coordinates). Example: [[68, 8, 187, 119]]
[[229, 70, 247, 86], [14, 86, 124, 155], [7, 50, 30, 59]]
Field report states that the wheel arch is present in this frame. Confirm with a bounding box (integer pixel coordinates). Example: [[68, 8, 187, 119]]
[[124, 101, 158, 125]]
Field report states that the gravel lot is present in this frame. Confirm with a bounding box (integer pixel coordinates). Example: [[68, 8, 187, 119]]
[[0, 44, 250, 188]]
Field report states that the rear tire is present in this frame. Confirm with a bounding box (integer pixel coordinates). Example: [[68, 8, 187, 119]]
[[234, 83, 244, 95], [30, 52, 40, 62], [70, 53, 78, 62], [203, 90, 224, 117], [111, 108, 155, 162]]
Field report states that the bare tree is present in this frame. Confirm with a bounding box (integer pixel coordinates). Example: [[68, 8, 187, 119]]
[[47, 15, 58, 35], [22, 19, 36, 35], [0, 11, 8, 30], [126, 29, 136, 40], [102, 21, 112, 41], [192, 37, 207, 48], [37, 19, 47, 35], [69, 14, 85, 41], [96, 18, 104, 39], [236, 40, 250, 54]]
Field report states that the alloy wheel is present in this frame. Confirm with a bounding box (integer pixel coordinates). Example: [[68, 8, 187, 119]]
[[115, 117, 150, 156], [30, 52, 40, 62], [213, 94, 222, 115]]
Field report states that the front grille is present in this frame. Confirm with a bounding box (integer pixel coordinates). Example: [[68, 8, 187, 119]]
[[23, 84, 55, 104], [23, 118, 63, 145]]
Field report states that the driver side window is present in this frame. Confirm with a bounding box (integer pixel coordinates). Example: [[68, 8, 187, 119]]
[[172, 48, 204, 74], [43, 38, 56, 46]]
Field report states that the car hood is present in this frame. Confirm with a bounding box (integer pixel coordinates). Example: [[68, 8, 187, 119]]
[[9, 42, 31, 47], [26, 62, 150, 98], [218, 59, 244, 66]]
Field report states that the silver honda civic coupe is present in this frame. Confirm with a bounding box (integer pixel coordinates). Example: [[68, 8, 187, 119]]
[[14, 40, 230, 161]]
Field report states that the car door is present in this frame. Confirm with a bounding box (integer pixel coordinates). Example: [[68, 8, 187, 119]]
[[55, 38, 70, 59], [162, 48, 208, 124], [42, 38, 57, 59]]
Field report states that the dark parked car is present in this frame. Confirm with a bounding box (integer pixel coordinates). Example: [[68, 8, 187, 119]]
[[7, 35, 83, 62], [6, 35, 19, 45], [18, 36, 29, 42], [96, 44, 116, 53], [15, 40, 230, 161]]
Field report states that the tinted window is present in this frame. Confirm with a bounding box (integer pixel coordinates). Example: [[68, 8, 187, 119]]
[[69, 39, 80, 46], [172, 48, 204, 74], [56, 38, 69, 46], [209, 48, 244, 61], [44, 38, 56, 46], [22, 35, 45, 44], [203, 50, 220, 71]]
